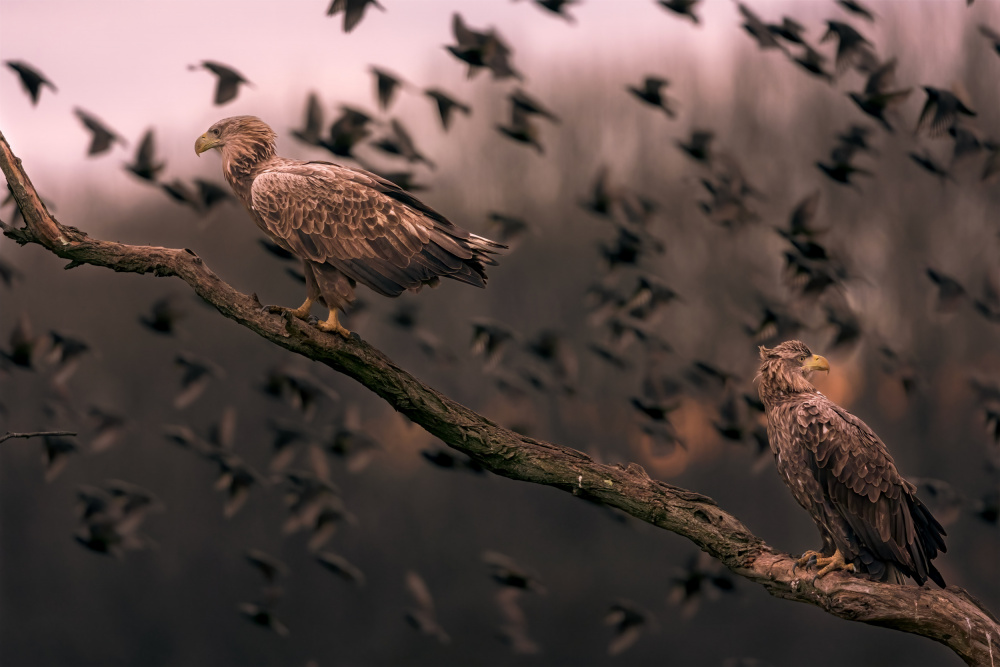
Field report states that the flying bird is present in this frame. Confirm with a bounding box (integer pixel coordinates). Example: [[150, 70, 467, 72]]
[[195, 116, 504, 337], [675, 129, 714, 163], [74, 108, 125, 156], [604, 600, 654, 656], [447, 13, 521, 80], [836, 0, 876, 22], [738, 4, 787, 51], [321, 105, 376, 158], [657, 0, 700, 24], [5, 60, 57, 105], [371, 118, 436, 168], [757, 341, 946, 585], [790, 43, 834, 82], [915, 87, 976, 138], [821, 20, 877, 74], [521, 0, 579, 23], [369, 66, 407, 111], [768, 17, 807, 44], [190, 61, 251, 105], [291, 92, 325, 147], [139, 295, 185, 334], [848, 58, 911, 132], [403, 571, 450, 644], [424, 88, 471, 131], [125, 129, 166, 182], [627, 76, 677, 117], [497, 106, 545, 153], [327, 0, 385, 33], [979, 24, 1000, 58], [316, 551, 366, 586]]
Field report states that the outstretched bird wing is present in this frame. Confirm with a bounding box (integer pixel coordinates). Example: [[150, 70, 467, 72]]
[[249, 162, 501, 297]]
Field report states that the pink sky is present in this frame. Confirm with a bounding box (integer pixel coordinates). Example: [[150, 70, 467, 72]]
[[0, 1, 992, 215]]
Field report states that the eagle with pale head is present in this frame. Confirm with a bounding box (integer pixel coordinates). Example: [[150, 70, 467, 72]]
[[757, 340, 946, 586], [195, 116, 504, 336]]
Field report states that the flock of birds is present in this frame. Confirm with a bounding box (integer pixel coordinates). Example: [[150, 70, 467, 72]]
[[2, 0, 1000, 660]]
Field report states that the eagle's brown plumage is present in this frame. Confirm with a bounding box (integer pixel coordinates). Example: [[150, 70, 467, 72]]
[[757, 340, 946, 586], [195, 115, 504, 335]]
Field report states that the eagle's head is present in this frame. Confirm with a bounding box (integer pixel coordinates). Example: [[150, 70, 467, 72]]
[[195, 115, 276, 161], [757, 340, 830, 400]]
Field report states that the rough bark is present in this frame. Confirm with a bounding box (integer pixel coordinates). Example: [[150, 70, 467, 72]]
[[2, 129, 997, 666]]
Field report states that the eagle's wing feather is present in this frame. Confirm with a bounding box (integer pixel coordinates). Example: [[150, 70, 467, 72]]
[[250, 162, 497, 298], [794, 396, 945, 585]]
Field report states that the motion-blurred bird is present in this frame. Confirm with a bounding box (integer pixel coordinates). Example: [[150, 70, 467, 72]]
[[494, 588, 541, 654], [925, 267, 966, 312], [320, 105, 375, 157], [316, 551, 366, 586], [447, 13, 521, 80], [510, 88, 561, 124], [916, 87, 976, 138], [909, 150, 953, 182], [836, 0, 876, 22], [482, 550, 546, 592], [979, 24, 1000, 58], [497, 106, 545, 153], [139, 295, 185, 335], [738, 4, 787, 51], [245, 549, 289, 584], [768, 16, 807, 44], [668, 553, 736, 618], [821, 20, 877, 74], [327, 0, 385, 33], [848, 57, 911, 132], [262, 366, 340, 420], [487, 212, 531, 249], [657, 0, 700, 24], [42, 434, 81, 482], [5, 60, 57, 105], [125, 129, 166, 182], [174, 351, 225, 409], [424, 88, 471, 131], [676, 129, 714, 163], [421, 448, 486, 474], [522, 0, 579, 23], [87, 406, 127, 453], [369, 66, 407, 111], [2, 312, 39, 369], [791, 43, 834, 82], [404, 571, 450, 644], [291, 92, 325, 147], [190, 61, 251, 105], [371, 118, 435, 168], [604, 600, 654, 656], [46, 331, 90, 387], [627, 76, 677, 117], [74, 108, 125, 156]]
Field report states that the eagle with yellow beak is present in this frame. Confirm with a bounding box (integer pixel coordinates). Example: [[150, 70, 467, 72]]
[[757, 340, 946, 586], [195, 115, 504, 337]]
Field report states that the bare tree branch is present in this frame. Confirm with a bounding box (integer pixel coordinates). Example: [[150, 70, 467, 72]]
[[2, 129, 997, 666], [0, 430, 77, 444]]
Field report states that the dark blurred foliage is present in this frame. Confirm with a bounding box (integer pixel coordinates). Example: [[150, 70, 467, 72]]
[[2, 1, 1000, 666]]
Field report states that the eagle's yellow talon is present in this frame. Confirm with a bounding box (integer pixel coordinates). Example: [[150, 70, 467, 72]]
[[317, 311, 350, 338]]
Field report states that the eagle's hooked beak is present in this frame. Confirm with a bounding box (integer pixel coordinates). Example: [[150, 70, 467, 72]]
[[802, 354, 830, 373], [194, 133, 219, 156]]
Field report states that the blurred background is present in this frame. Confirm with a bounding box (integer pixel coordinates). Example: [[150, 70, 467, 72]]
[[1, 0, 999, 665]]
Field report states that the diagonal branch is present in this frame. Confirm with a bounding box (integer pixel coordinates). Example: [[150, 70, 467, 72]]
[[2, 129, 997, 666]]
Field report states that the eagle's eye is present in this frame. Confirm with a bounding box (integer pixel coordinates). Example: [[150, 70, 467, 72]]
[[211, 128, 220, 136], [798, 353, 808, 362]]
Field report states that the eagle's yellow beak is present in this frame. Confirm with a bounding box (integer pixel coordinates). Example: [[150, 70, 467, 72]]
[[802, 354, 830, 373], [194, 133, 219, 156]]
